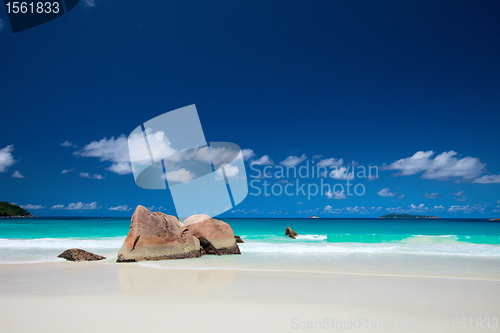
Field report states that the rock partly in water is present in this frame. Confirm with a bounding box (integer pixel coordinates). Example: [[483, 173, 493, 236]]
[[117, 207, 240, 262], [117, 206, 201, 262], [184, 214, 241, 255], [58, 249, 106, 262], [234, 235, 244, 243], [285, 226, 298, 239]]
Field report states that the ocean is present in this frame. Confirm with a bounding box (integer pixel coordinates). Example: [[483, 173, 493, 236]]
[[1, 217, 500, 280]]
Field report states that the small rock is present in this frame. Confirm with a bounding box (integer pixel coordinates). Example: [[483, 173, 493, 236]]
[[234, 235, 244, 243], [58, 249, 106, 262], [285, 227, 298, 239]]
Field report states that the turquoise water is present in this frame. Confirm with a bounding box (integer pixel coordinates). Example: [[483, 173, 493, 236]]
[[1, 217, 500, 279]]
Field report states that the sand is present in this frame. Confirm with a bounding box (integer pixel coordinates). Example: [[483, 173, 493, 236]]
[[1, 260, 499, 332]]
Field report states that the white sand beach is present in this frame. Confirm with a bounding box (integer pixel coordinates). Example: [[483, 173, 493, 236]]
[[1, 260, 499, 333]]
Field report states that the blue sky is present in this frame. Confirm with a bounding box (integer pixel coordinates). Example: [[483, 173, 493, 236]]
[[0, 0, 499, 218]]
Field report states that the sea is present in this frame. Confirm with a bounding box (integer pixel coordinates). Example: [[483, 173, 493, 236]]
[[1, 217, 500, 280]]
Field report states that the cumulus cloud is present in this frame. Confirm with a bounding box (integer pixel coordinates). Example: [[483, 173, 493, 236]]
[[0, 145, 16, 172], [324, 205, 382, 214], [241, 149, 256, 161], [11, 171, 25, 178], [20, 204, 45, 210], [325, 190, 347, 200], [448, 204, 485, 214], [251, 155, 274, 165], [215, 164, 240, 181], [109, 205, 131, 211], [328, 166, 354, 180], [61, 169, 74, 174], [384, 151, 485, 181], [385, 204, 431, 214], [316, 158, 343, 167], [51, 202, 100, 210], [60, 141, 76, 147], [472, 175, 500, 184], [280, 154, 307, 167], [454, 191, 467, 202], [163, 168, 196, 183], [76, 131, 175, 175], [377, 188, 397, 197], [424, 192, 440, 199], [80, 172, 105, 180], [106, 162, 132, 175]]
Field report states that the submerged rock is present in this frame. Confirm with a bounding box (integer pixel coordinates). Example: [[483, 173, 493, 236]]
[[117, 207, 240, 262], [285, 226, 298, 239], [58, 249, 106, 262], [234, 235, 244, 243]]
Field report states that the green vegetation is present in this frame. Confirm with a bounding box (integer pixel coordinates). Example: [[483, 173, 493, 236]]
[[0, 201, 32, 217], [379, 213, 441, 219], [309, 215, 319, 218]]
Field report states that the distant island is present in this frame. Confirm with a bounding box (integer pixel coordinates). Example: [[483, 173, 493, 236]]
[[379, 213, 441, 219], [309, 215, 319, 219], [0, 201, 34, 217]]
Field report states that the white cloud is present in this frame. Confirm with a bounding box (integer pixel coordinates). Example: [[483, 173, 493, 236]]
[[386, 204, 431, 213], [454, 191, 467, 202], [329, 166, 354, 180], [241, 149, 256, 161], [312, 155, 323, 160], [76, 135, 129, 162], [448, 204, 485, 214], [214, 164, 240, 181], [251, 155, 274, 165], [51, 204, 65, 209], [325, 190, 347, 200], [11, 171, 25, 178], [81, 0, 96, 7], [75, 133, 174, 175], [0, 145, 16, 172], [60, 141, 76, 147], [163, 168, 196, 183], [424, 192, 440, 199], [377, 188, 397, 197], [280, 154, 307, 167], [20, 204, 45, 210], [448, 205, 469, 213], [106, 162, 132, 175], [316, 158, 344, 167], [109, 205, 131, 211], [324, 206, 382, 215], [434, 205, 445, 210], [80, 172, 105, 180], [51, 202, 100, 210], [61, 169, 74, 174], [472, 175, 500, 184], [384, 151, 485, 181]]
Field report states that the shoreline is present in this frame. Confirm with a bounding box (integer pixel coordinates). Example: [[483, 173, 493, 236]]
[[2, 259, 500, 282], [1, 261, 499, 332]]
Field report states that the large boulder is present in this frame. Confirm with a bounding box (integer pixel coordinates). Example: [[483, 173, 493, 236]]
[[117, 206, 201, 262], [285, 226, 298, 239], [117, 207, 240, 262], [184, 214, 241, 255], [58, 249, 106, 262]]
